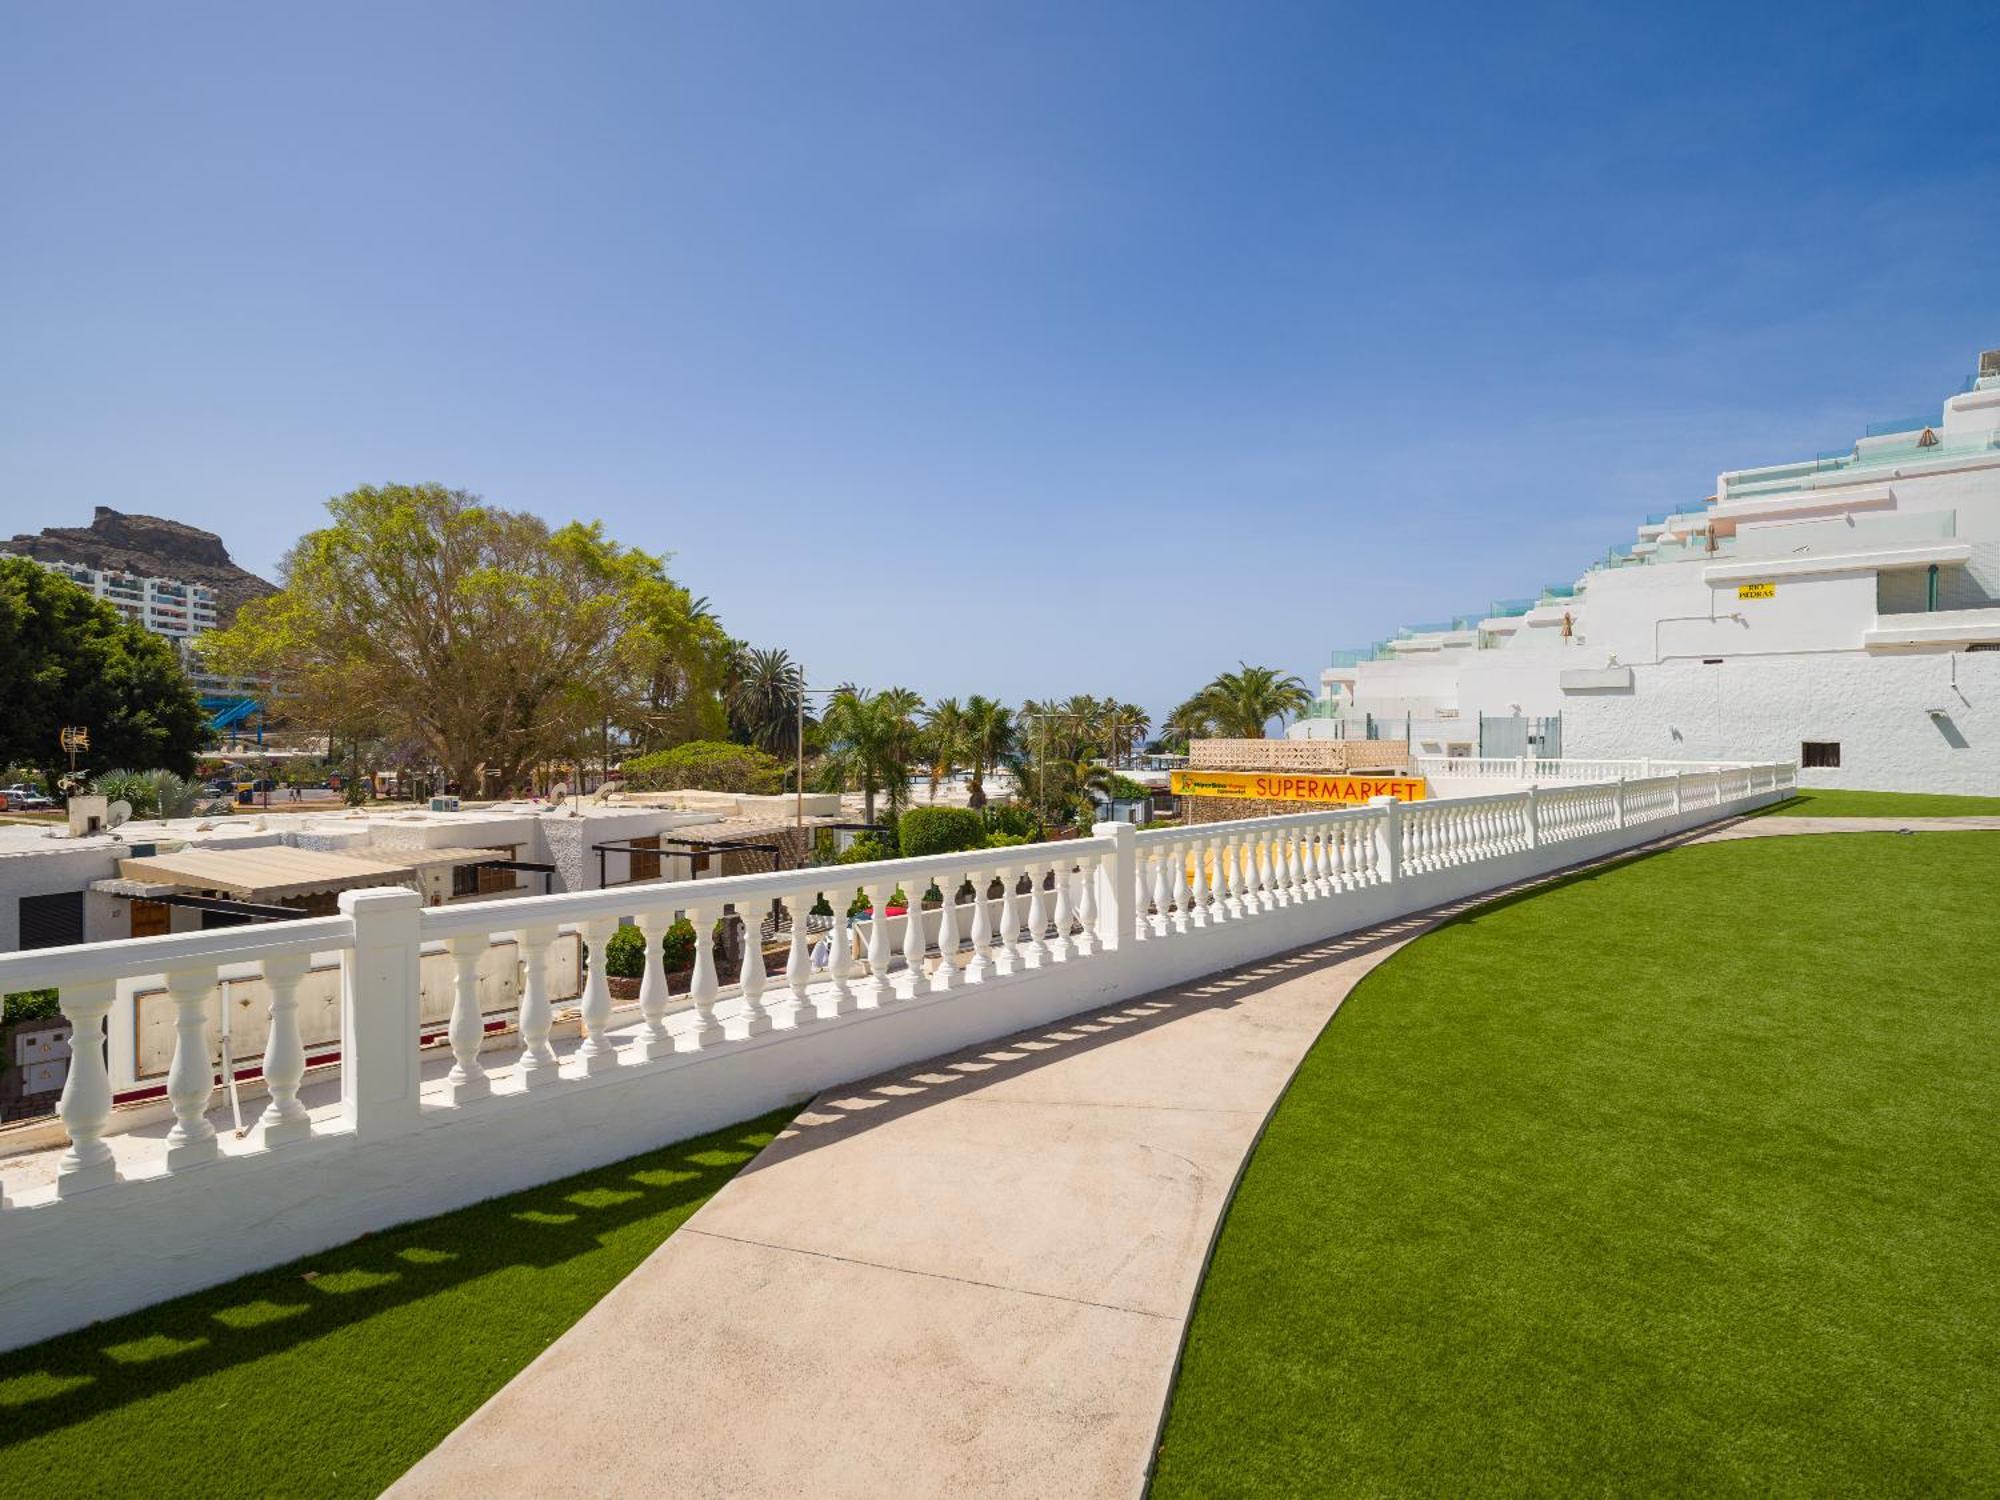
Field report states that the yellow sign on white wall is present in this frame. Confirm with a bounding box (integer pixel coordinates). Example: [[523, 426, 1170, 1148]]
[[1169, 770, 1428, 804], [1737, 581, 1776, 600]]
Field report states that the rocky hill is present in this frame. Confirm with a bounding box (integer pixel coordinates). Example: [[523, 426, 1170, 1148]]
[[5, 506, 276, 622]]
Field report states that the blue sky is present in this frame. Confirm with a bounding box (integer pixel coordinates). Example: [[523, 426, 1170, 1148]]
[[2, 2, 1996, 718]]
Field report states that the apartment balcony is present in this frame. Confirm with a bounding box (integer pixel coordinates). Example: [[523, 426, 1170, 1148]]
[[1704, 509, 1966, 585], [1861, 606, 2000, 652]]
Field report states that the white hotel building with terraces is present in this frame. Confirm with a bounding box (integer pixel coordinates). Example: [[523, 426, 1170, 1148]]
[[0, 554, 221, 641], [1297, 347, 2000, 794]]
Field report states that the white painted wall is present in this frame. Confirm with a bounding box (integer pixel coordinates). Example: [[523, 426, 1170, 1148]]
[[1563, 651, 1998, 792]]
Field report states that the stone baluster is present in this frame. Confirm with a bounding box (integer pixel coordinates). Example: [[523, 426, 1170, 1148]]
[[1075, 854, 1100, 955], [863, 880, 894, 1002], [1050, 859, 1075, 960], [257, 952, 317, 1140], [784, 892, 815, 1025], [1254, 833, 1276, 911], [576, 918, 619, 1074], [440, 937, 489, 1103], [900, 879, 930, 996], [1130, 850, 1151, 941], [1187, 835, 1211, 926], [163, 968, 219, 1171], [828, 895, 857, 1010], [1149, 845, 1172, 936], [682, 904, 724, 1047], [966, 868, 995, 980], [995, 866, 1023, 973], [1284, 828, 1304, 901], [1219, 834, 1243, 918], [734, 910, 771, 1037], [54, 979, 117, 1195], [1168, 841, 1191, 932], [635, 909, 674, 1058], [933, 875, 962, 989], [1023, 863, 1050, 967], [515, 924, 560, 1084]]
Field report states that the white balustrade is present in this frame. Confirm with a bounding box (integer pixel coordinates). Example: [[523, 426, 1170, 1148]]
[[515, 923, 561, 1084], [54, 980, 116, 1195], [576, 917, 619, 1074], [258, 952, 317, 1137], [0, 762, 1793, 1293], [163, 968, 219, 1172]]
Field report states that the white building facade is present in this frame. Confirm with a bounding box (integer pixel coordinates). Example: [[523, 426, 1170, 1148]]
[[0, 554, 221, 642], [1297, 348, 2000, 794]]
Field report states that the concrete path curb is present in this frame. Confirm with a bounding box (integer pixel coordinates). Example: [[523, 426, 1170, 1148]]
[[386, 825, 1859, 1499]]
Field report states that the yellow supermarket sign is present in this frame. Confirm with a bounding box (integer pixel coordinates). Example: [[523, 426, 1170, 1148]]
[[1737, 580, 1776, 600], [1170, 770, 1428, 804]]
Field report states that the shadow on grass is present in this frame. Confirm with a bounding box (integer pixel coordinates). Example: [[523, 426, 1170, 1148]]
[[740, 830, 1724, 1176], [0, 1114, 784, 1449]]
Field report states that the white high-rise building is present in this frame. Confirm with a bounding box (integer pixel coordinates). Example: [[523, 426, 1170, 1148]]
[[1298, 347, 2000, 793], [1, 554, 221, 642]]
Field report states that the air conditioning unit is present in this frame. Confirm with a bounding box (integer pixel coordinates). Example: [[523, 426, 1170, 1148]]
[[429, 795, 462, 813]]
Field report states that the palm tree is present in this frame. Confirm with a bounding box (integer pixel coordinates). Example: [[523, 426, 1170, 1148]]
[[728, 646, 806, 755], [922, 697, 968, 802], [1195, 664, 1312, 739], [1160, 694, 1219, 752], [818, 686, 924, 824], [962, 695, 1018, 810]]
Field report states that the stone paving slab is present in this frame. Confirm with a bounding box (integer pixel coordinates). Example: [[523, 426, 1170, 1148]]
[[1694, 814, 2000, 841], [387, 829, 1803, 1500]]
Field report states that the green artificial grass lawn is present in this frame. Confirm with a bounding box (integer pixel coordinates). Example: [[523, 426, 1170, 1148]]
[[0, 1108, 791, 1499], [1152, 835, 2000, 1497], [1752, 787, 2000, 818]]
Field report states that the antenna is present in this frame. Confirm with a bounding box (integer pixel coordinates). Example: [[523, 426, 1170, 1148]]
[[106, 800, 132, 829]]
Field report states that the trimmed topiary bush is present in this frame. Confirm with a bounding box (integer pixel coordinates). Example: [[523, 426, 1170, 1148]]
[[898, 805, 987, 858]]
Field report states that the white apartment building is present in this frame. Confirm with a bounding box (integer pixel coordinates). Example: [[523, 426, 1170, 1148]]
[[1296, 347, 2000, 794], [1, 554, 221, 642]]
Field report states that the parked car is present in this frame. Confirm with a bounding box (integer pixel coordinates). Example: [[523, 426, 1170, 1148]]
[[0, 790, 53, 811]]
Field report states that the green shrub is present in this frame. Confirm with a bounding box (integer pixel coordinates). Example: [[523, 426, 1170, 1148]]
[[623, 740, 785, 794], [1102, 773, 1154, 803], [601, 918, 707, 978], [3, 989, 60, 1024], [898, 806, 987, 858], [835, 832, 896, 865], [986, 831, 1033, 848], [983, 802, 1039, 840]]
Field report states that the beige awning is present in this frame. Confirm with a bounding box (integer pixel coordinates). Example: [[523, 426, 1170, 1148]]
[[115, 846, 419, 901]]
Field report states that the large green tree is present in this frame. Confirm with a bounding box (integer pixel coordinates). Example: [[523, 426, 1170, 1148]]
[[201, 484, 733, 795], [0, 558, 207, 783]]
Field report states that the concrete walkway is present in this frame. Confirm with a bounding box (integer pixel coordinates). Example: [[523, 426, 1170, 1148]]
[[1694, 814, 2000, 842], [391, 819, 1963, 1499]]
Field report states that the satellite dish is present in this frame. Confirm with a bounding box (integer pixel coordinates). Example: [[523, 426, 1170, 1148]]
[[547, 782, 569, 810], [590, 778, 625, 805], [106, 800, 133, 829]]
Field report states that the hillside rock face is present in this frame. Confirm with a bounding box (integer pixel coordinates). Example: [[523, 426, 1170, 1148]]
[[6, 506, 276, 622]]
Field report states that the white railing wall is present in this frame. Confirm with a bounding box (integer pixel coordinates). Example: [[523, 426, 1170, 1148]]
[[1416, 755, 1748, 783], [0, 761, 1796, 1351]]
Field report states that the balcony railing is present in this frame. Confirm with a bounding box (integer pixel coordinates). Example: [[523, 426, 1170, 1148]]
[[0, 762, 1796, 1351]]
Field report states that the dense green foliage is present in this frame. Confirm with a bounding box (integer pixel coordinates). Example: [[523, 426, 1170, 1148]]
[[622, 739, 784, 794], [896, 806, 986, 858], [0, 558, 206, 781], [981, 802, 1039, 840], [1154, 835, 2000, 1495], [91, 768, 203, 819], [601, 917, 701, 978], [0, 1110, 789, 1498], [2, 990, 61, 1024]]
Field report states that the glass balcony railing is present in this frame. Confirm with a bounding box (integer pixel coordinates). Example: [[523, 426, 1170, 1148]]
[[1724, 432, 2000, 500], [1487, 598, 1536, 618], [1863, 416, 1934, 439]]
